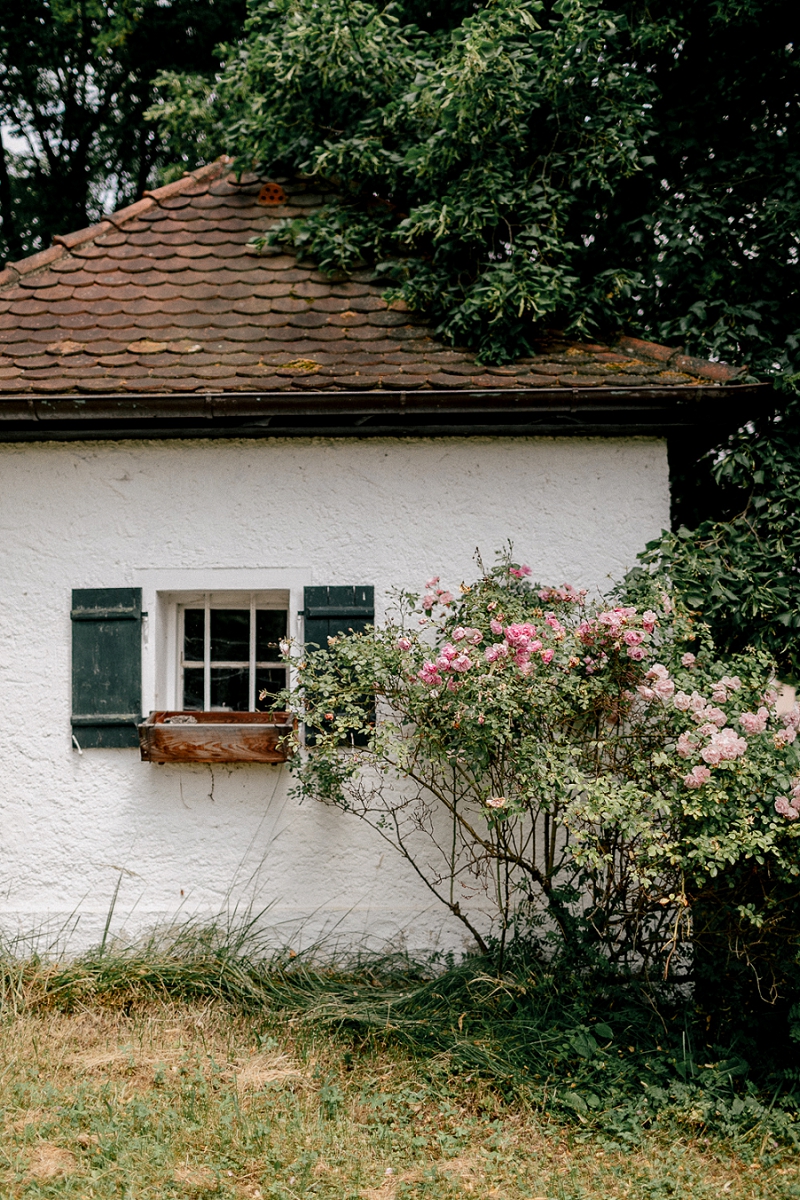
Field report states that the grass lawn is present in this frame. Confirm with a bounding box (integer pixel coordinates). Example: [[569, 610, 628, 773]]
[[1, 994, 798, 1199]]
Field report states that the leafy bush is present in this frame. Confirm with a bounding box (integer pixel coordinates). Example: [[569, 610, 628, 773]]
[[283, 554, 800, 1032]]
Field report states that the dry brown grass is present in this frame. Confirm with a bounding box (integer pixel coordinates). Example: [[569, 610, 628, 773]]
[[0, 1000, 795, 1199]]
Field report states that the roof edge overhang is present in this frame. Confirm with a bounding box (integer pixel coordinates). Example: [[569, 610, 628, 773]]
[[0, 382, 772, 442]]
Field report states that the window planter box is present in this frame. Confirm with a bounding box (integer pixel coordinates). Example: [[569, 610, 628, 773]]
[[138, 712, 295, 763]]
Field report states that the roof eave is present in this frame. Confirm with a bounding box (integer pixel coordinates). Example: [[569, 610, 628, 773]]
[[0, 381, 773, 442]]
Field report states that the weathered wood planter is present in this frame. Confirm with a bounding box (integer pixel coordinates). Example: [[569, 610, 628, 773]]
[[138, 712, 295, 764]]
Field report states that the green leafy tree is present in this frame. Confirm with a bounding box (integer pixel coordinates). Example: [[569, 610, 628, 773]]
[[151, 0, 798, 372], [0, 0, 245, 262]]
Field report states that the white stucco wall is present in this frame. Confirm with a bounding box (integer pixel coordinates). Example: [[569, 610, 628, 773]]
[[0, 435, 670, 955]]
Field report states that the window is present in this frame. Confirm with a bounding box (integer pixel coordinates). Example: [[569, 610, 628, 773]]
[[178, 595, 287, 712]]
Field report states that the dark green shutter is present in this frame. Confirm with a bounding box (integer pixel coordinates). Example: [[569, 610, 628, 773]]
[[71, 588, 142, 748], [303, 586, 374, 745], [303, 585, 374, 647]]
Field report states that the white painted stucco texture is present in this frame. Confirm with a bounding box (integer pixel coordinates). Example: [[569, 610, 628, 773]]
[[0, 435, 670, 954]]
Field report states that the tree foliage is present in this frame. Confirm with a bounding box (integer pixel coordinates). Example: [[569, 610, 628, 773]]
[[151, 0, 799, 371], [0, 0, 245, 262]]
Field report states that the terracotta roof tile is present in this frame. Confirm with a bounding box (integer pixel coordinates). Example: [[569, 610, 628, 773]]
[[0, 156, 752, 398]]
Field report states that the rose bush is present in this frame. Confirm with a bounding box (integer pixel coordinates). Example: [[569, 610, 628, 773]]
[[280, 555, 800, 1011]]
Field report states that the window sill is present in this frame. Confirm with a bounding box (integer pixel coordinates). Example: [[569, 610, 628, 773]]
[[138, 712, 295, 763]]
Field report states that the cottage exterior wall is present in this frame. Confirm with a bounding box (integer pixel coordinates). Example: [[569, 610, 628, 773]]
[[0, 434, 669, 953]]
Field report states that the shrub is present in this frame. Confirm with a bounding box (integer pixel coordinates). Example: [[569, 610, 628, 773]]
[[282, 553, 800, 1030]]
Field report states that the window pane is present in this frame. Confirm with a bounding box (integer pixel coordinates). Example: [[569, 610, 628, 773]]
[[211, 666, 249, 711], [256, 667, 287, 710], [210, 609, 249, 662], [183, 667, 204, 710], [184, 609, 204, 662], [256, 610, 287, 660]]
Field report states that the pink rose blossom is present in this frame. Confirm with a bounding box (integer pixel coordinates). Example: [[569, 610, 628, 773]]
[[775, 728, 797, 748], [425, 576, 440, 589], [637, 685, 655, 701], [681, 652, 696, 668], [490, 618, 504, 636], [396, 637, 412, 651], [509, 565, 532, 578], [776, 797, 799, 820], [421, 593, 436, 610], [653, 678, 676, 699], [705, 706, 728, 728], [720, 675, 741, 692], [740, 708, 768, 735], [711, 685, 728, 704], [646, 664, 670, 681], [641, 610, 658, 633], [484, 644, 508, 664], [452, 626, 467, 642], [540, 648, 555, 665], [627, 646, 646, 661], [684, 765, 711, 788], [451, 653, 472, 673], [623, 630, 644, 646], [439, 592, 454, 605], [676, 732, 694, 758], [701, 744, 723, 765], [674, 691, 691, 711], [418, 661, 442, 686], [446, 677, 459, 692]]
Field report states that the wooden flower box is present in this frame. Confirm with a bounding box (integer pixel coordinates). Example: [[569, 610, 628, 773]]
[[138, 712, 295, 764]]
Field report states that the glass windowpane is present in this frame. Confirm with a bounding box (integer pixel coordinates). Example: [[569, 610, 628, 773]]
[[256, 667, 287, 710], [210, 609, 250, 662], [256, 610, 286, 660], [210, 667, 249, 711], [184, 609, 204, 662], [183, 667, 204, 710]]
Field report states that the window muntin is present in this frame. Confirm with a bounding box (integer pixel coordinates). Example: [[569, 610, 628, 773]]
[[179, 597, 287, 711]]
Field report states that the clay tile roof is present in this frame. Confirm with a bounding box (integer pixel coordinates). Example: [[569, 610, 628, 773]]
[[0, 155, 757, 408]]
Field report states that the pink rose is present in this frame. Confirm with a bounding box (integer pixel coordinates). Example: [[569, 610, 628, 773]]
[[439, 592, 454, 605], [422, 593, 436, 610], [681, 652, 696, 668], [637, 685, 655, 701], [641, 610, 658, 632], [627, 646, 646, 661], [676, 732, 694, 758], [396, 637, 412, 651], [540, 648, 554, 664], [425, 576, 440, 589], [490, 618, 504, 636], [451, 653, 472, 673], [684, 765, 711, 788], [721, 675, 741, 692], [509, 565, 532, 578], [653, 678, 675, 699], [484, 644, 507, 663], [623, 630, 644, 646], [740, 710, 767, 735], [673, 691, 691, 711], [711, 685, 728, 704], [701, 744, 723, 765], [452, 626, 467, 642], [646, 664, 669, 681], [775, 797, 791, 816], [705, 707, 727, 728]]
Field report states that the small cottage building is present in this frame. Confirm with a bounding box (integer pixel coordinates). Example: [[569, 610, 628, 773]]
[[0, 158, 768, 952]]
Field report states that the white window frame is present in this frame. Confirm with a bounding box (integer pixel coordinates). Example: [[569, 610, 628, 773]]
[[132, 568, 312, 715], [177, 592, 288, 712]]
